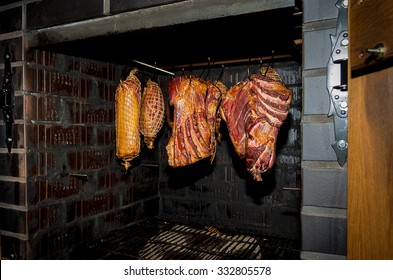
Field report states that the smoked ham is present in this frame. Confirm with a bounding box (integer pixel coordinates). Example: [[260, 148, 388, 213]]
[[220, 70, 292, 181], [139, 79, 165, 149], [115, 69, 141, 171], [166, 75, 225, 167]]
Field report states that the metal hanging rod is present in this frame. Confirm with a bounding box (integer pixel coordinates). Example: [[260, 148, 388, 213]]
[[132, 59, 175, 76], [165, 54, 292, 71]]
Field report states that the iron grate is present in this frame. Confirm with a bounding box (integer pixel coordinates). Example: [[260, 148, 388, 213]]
[[71, 218, 300, 260]]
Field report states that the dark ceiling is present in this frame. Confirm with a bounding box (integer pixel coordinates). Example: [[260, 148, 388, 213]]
[[38, 7, 302, 70]]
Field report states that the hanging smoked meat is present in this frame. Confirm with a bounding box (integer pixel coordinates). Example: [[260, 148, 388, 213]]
[[139, 79, 165, 149], [206, 80, 227, 160], [115, 68, 141, 171], [220, 69, 292, 181], [166, 75, 225, 167]]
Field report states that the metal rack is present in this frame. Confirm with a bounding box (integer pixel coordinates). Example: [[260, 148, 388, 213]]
[[71, 218, 300, 260]]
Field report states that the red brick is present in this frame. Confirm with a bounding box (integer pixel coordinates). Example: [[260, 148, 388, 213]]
[[27, 152, 54, 176], [87, 127, 95, 146], [80, 103, 87, 123], [79, 78, 88, 98], [98, 171, 118, 190], [33, 49, 43, 65], [43, 96, 60, 121], [49, 177, 84, 199], [23, 66, 36, 92], [81, 61, 108, 79], [25, 124, 37, 148], [33, 69, 50, 93], [84, 108, 109, 123], [99, 81, 107, 101], [24, 94, 36, 120], [49, 72, 76, 96], [97, 127, 114, 146], [83, 150, 111, 169], [81, 193, 114, 217], [67, 100, 80, 123], [51, 126, 79, 146], [67, 151, 77, 171], [79, 126, 87, 146]]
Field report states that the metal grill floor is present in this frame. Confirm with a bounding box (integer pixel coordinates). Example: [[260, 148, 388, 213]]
[[71, 218, 300, 260]]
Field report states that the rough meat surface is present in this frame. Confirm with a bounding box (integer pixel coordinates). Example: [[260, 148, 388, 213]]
[[220, 73, 292, 181], [115, 69, 141, 171], [166, 75, 225, 167], [139, 79, 165, 149]]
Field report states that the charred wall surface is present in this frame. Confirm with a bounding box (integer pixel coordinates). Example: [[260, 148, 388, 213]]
[[0, 46, 160, 259]]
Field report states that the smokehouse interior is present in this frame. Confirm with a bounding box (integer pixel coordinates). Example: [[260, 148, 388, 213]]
[[0, 0, 392, 260]]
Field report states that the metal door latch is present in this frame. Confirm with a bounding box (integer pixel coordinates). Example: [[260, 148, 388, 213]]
[[327, 0, 348, 166], [366, 43, 385, 60], [1, 44, 14, 153]]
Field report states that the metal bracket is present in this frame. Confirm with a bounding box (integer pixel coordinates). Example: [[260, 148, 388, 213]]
[[327, 0, 348, 166], [1, 44, 14, 153]]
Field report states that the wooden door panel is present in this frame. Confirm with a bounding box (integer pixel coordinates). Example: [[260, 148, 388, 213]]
[[348, 66, 393, 259]]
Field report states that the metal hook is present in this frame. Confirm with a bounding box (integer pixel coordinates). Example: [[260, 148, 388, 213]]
[[152, 61, 158, 80], [264, 50, 275, 76], [200, 57, 211, 80], [212, 64, 225, 87], [217, 65, 225, 82], [247, 57, 252, 76]]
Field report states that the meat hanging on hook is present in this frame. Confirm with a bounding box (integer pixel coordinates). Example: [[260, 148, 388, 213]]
[[115, 68, 142, 171], [263, 49, 275, 76], [199, 57, 211, 80], [166, 74, 226, 168], [220, 66, 292, 181], [139, 78, 165, 149]]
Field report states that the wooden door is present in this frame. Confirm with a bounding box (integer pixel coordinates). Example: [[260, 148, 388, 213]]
[[348, 0, 393, 259]]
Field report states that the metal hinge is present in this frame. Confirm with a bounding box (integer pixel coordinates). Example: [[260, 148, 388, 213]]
[[327, 0, 348, 166]]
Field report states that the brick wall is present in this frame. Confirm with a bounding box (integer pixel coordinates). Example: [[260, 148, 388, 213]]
[[0, 1, 159, 259], [0, 0, 334, 259], [301, 0, 348, 259]]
